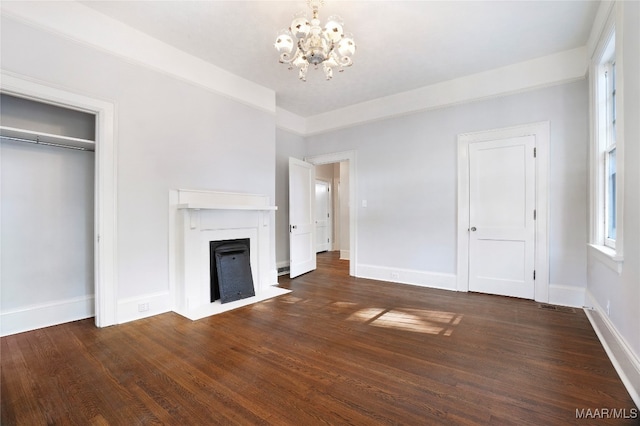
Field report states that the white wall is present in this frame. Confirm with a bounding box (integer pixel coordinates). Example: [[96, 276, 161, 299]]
[[306, 80, 589, 299], [1, 16, 276, 326], [1, 141, 94, 309], [586, 0, 640, 406]]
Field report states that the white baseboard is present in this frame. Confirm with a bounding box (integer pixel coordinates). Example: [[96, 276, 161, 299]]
[[584, 290, 640, 408], [548, 283, 586, 307], [1, 295, 94, 337], [117, 291, 172, 325], [357, 264, 457, 291], [340, 250, 350, 260]]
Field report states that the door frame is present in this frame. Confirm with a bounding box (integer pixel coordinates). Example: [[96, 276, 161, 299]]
[[1, 71, 118, 327], [457, 122, 549, 302], [315, 178, 333, 252], [305, 150, 357, 277]]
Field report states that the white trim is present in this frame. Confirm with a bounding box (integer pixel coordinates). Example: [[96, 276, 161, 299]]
[[0, 71, 118, 328], [305, 48, 586, 136], [0, 1, 275, 115], [457, 122, 550, 302], [548, 284, 586, 308], [588, 243, 623, 274], [587, 1, 616, 59], [339, 250, 350, 261], [314, 178, 333, 253], [358, 264, 457, 292], [276, 107, 306, 136], [305, 151, 357, 277], [117, 291, 172, 325], [584, 290, 640, 408], [0, 295, 94, 337]]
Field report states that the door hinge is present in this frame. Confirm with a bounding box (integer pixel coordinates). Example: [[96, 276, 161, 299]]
[[327, 187, 330, 192], [533, 270, 536, 280], [327, 238, 330, 243], [327, 213, 330, 218], [533, 147, 537, 158], [534, 209, 537, 220]]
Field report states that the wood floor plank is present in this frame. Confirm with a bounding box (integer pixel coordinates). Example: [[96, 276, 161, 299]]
[[1, 251, 637, 425]]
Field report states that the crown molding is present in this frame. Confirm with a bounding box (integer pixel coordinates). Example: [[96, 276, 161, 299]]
[[303, 47, 588, 136], [587, 1, 615, 59], [0, 1, 276, 114], [276, 107, 306, 136]]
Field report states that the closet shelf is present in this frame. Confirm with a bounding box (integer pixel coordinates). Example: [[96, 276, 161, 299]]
[[0, 126, 95, 151]]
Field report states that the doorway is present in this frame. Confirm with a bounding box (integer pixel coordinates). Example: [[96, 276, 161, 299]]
[[288, 157, 351, 278], [305, 151, 357, 277], [1, 73, 117, 330], [457, 122, 549, 302], [315, 179, 332, 253]]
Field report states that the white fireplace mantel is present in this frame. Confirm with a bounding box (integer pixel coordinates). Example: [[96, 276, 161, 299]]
[[178, 203, 277, 211], [172, 189, 288, 320]]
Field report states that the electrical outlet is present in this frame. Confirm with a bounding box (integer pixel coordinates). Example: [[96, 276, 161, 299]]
[[138, 302, 149, 312], [391, 272, 400, 280]]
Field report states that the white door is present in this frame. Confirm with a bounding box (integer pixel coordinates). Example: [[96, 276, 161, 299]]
[[468, 136, 535, 299], [315, 181, 331, 253], [289, 157, 316, 278]]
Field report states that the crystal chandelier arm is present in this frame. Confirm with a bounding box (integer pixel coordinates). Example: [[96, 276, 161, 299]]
[[279, 52, 294, 64], [339, 56, 353, 67]]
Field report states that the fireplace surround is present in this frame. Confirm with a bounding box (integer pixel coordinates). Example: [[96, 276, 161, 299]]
[[172, 189, 289, 320]]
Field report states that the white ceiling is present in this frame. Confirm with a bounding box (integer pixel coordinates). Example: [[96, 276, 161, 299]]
[[80, 1, 599, 117]]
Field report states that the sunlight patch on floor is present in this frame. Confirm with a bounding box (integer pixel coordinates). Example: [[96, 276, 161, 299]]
[[331, 301, 359, 309], [280, 295, 305, 304], [347, 307, 463, 336]]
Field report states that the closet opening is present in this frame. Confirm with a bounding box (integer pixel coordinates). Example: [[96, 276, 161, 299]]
[[1, 93, 97, 335]]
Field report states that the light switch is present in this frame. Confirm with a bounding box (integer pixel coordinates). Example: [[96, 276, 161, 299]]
[[362, 199, 367, 208]]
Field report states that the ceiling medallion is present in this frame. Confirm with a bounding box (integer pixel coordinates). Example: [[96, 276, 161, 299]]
[[274, 0, 356, 81]]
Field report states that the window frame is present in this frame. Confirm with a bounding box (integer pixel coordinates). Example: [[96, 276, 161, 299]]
[[588, 6, 624, 273]]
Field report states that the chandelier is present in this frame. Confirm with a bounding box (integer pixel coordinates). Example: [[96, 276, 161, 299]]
[[274, 0, 356, 81]]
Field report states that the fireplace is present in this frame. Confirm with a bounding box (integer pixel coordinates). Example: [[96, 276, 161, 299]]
[[172, 189, 290, 320], [209, 238, 254, 303]]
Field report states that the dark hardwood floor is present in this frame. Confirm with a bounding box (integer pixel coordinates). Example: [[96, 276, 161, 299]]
[[2, 251, 637, 425]]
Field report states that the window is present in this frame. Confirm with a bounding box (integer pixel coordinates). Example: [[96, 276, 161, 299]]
[[590, 15, 624, 270], [603, 60, 616, 248]]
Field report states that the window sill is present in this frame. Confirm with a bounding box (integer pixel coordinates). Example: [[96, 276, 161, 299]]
[[588, 244, 623, 274]]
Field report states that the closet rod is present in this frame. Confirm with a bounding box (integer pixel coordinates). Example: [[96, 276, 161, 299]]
[[0, 135, 88, 151]]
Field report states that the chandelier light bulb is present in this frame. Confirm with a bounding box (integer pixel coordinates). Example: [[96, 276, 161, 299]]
[[274, 30, 294, 54], [324, 16, 344, 43], [275, 1, 356, 81], [290, 12, 311, 39]]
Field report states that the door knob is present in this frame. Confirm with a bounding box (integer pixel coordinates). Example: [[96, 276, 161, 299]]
[[470, 227, 477, 232]]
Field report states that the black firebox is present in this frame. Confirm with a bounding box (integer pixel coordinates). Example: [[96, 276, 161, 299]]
[[209, 239, 255, 304]]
